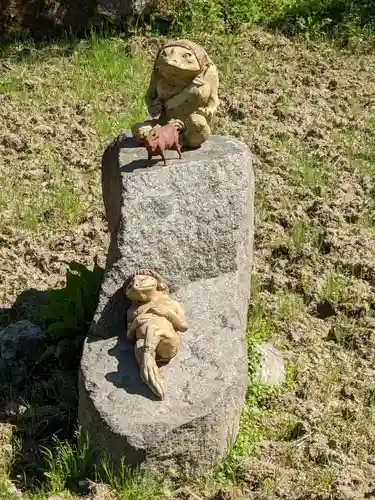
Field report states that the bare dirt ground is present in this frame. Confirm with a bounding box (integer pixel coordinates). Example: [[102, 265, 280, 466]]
[[1, 28, 375, 498]]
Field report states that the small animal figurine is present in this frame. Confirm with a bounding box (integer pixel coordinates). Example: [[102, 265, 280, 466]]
[[144, 123, 182, 166]]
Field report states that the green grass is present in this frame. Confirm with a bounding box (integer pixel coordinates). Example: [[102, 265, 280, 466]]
[[0, 34, 150, 142], [0, 34, 151, 235]]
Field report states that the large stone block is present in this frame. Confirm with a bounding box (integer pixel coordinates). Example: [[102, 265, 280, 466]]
[[79, 133, 254, 475]]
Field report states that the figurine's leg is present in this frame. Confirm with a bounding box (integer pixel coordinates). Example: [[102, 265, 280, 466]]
[[155, 330, 180, 363], [131, 119, 160, 143], [184, 113, 211, 148], [134, 327, 179, 365], [160, 151, 167, 166], [174, 141, 182, 160], [148, 151, 152, 161]]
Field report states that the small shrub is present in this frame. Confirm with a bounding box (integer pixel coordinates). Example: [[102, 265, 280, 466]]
[[270, 0, 375, 40]]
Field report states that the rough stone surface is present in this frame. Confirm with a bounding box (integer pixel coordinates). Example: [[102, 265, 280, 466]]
[[79, 133, 254, 475], [0, 320, 45, 367], [256, 342, 286, 386]]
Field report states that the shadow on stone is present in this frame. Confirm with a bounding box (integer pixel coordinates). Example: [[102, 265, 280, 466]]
[[105, 338, 160, 401], [120, 159, 161, 173], [87, 286, 127, 341]]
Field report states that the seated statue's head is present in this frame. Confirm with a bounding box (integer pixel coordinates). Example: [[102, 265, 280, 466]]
[[154, 39, 212, 80]]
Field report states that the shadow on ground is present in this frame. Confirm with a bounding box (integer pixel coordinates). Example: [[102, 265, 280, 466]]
[[0, 268, 103, 492]]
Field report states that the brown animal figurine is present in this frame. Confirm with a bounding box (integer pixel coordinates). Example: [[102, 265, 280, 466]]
[[144, 123, 182, 166]]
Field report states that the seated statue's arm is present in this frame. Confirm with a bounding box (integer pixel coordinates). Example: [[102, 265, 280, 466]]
[[164, 76, 207, 111], [199, 65, 220, 120]]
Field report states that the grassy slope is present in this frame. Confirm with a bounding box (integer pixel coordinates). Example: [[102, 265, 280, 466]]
[[0, 23, 375, 500]]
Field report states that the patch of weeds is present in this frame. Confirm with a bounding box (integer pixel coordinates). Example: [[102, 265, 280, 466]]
[[357, 211, 375, 238], [259, 471, 280, 496], [0, 175, 85, 233], [289, 219, 322, 252], [317, 358, 342, 404], [328, 313, 356, 344], [368, 387, 375, 408], [0, 32, 150, 143], [0, 424, 17, 499], [40, 428, 95, 495], [319, 269, 351, 305], [70, 32, 150, 139], [274, 94, 292, 119], [255, 189, 272, 225], [290, 220, 308, 251], [99, 457, 167, 500], [284, 362, 298, 391], [169, 0, 290, 35], [303, 466, 334, 494], [0, 480, 20, 500], [244, 56, 270, 86], [38, 261, 104, 360], [269, 0, 375, 44], [213, 285, 283, 483], [329, 312, 373, 350], [21, 184, 84, 232], [277, 294, 305, 322], [171, 0, 225, 35], [215, 380, 281, 483], [247, 281, 276, 343], [34, 428, 167, 498], [291, 153, 331, 194]]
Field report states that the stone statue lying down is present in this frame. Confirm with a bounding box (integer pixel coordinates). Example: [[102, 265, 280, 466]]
[[124, 269, 188, 400]]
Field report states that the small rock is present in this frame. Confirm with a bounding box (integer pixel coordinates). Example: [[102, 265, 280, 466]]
[[32, 124, 54, 136], [87, 482, 116, 499], [368, 455, 375, 465], [5, 401, 27, 418], [0, 320, 45, 365], [6, 481, 23, 498], [255, 342, 286, 386]]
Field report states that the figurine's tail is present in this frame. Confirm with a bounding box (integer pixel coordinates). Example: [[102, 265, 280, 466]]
[[140, 325, 166, 400], [141, 352, 166, 400]]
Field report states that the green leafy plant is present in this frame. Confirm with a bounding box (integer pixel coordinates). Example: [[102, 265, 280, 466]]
[[41, 427, 96, 494], [38, 261, 104, 360]]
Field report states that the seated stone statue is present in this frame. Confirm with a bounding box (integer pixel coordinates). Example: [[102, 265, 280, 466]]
[[124, 269, 188, 400], [131, 39, 220, 148]]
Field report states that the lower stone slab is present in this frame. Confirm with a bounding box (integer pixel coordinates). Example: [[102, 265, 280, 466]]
[[79, 275, 247, 474], [78, 134, 254, 475]]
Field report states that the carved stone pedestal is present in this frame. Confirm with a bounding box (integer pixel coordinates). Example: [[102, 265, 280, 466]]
[[78, 133, 254, 476]]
